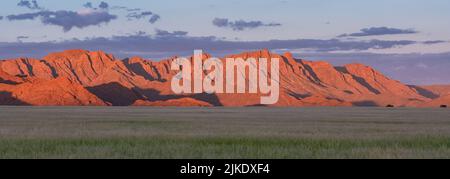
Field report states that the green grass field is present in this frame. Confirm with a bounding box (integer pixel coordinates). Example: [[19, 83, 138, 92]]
[[0, 107, 449, 159]]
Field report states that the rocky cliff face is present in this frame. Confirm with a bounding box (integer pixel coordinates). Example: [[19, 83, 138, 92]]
[[0, 49, 445, 107]]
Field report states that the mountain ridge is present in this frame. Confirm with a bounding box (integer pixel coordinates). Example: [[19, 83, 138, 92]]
[[0, 49, 449, 107]]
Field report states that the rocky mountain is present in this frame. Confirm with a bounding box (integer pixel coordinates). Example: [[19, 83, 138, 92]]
[[0, 49, 448, 107]]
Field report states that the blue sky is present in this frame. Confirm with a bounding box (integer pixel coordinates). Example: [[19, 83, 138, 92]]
[[1, 0, 450, 84], [2, 0, 450, 42]]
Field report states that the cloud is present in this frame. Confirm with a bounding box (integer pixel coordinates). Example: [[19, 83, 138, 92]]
[[6, 10, 117, 32], [0, 32, 420, 59], [212, 18, 281, 31], [126, 10, 160, 24], [127, 11, 153, 19], [212, 18, 229, 27], [7, 11, 48, 20], [149, 14, 160, 24], [42, 10, 117, 32], [16, 36, 29, 41], [339, 27, 418, 37], [17, 0, 43, 10], [155, 29, 188, 37], [110, 6, 141, 12], [83, 2, 109, 9], [127, 8, 142, 12], [423, 40, 447, 44], [0, 16, 3, 20], [99, 1, 109, 9], [110, 6, 126, 10], [83, 2, 93, 8], [7, 2, 158, 30]]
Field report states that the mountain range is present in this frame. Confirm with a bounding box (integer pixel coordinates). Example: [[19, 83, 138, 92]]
[[0, 49, 449, 107]]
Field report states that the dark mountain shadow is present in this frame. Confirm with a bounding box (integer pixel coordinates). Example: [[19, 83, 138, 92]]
[[0, 79, 19, 85], [246, 104, 268, 107], [123, 58, 167, 82], [282, 56, 328, 88], [123, 58, 156, 81], [21, 58, 35, 76], [334, 66, 348, 73], [87, 82, 142, 106], [133, 88, 176, 101], [343, 90, 354, 94], [351, 76, 381, 95], [281, 56, 295, 72], [15, 74, 28, 78], [40, 60, 59, 78], [190, 93, 222, 106], [352, 100, 378, 107], [409, 85, 439, 99], [335, 66, 381, 95], [326, 97, 345, 102], [0, 91, 30, 105], [135, 88, 222, 106], [87, 82, 222, 106], [299, 61, 324, 86], [408, 98, 423, 102], [288, 91, 312, 100]]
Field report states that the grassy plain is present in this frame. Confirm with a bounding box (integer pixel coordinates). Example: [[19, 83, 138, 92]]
[[0, 107, 449, 159]]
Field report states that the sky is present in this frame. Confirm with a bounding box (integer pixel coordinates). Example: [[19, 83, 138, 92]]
[[0, 0, 450, 85]]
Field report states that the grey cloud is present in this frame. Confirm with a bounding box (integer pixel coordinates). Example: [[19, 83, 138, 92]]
[[127, 11, 153, 19], [213, 18, 281, 31], [110, 6, 141, 12], [126, 10, 160, 24], [0, 16, 3, 20], [212, 18, 228, 27], [127, 8, 142, 12], [6, 11, 48, 20], [135, 31, 147, 36], [423, 40, 447, 44], [83, 2, 109, 9], [0, 33, 419, 60], [155, 30, 188, 37], [99, 1, 109, 9], [110, 6, 126, 10], [16, 36, 29, 41], [8, 2, 156, 30], [42, 11, 117, 32], [83, 2, 93, 8], [17, 0, 43, 10], [149, 14, 160, 24], [7, 10, 117, 32], [339, 27, 418, 37]]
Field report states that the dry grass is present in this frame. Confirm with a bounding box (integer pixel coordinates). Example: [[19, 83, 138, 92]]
[[0, 106, 449, 159]]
